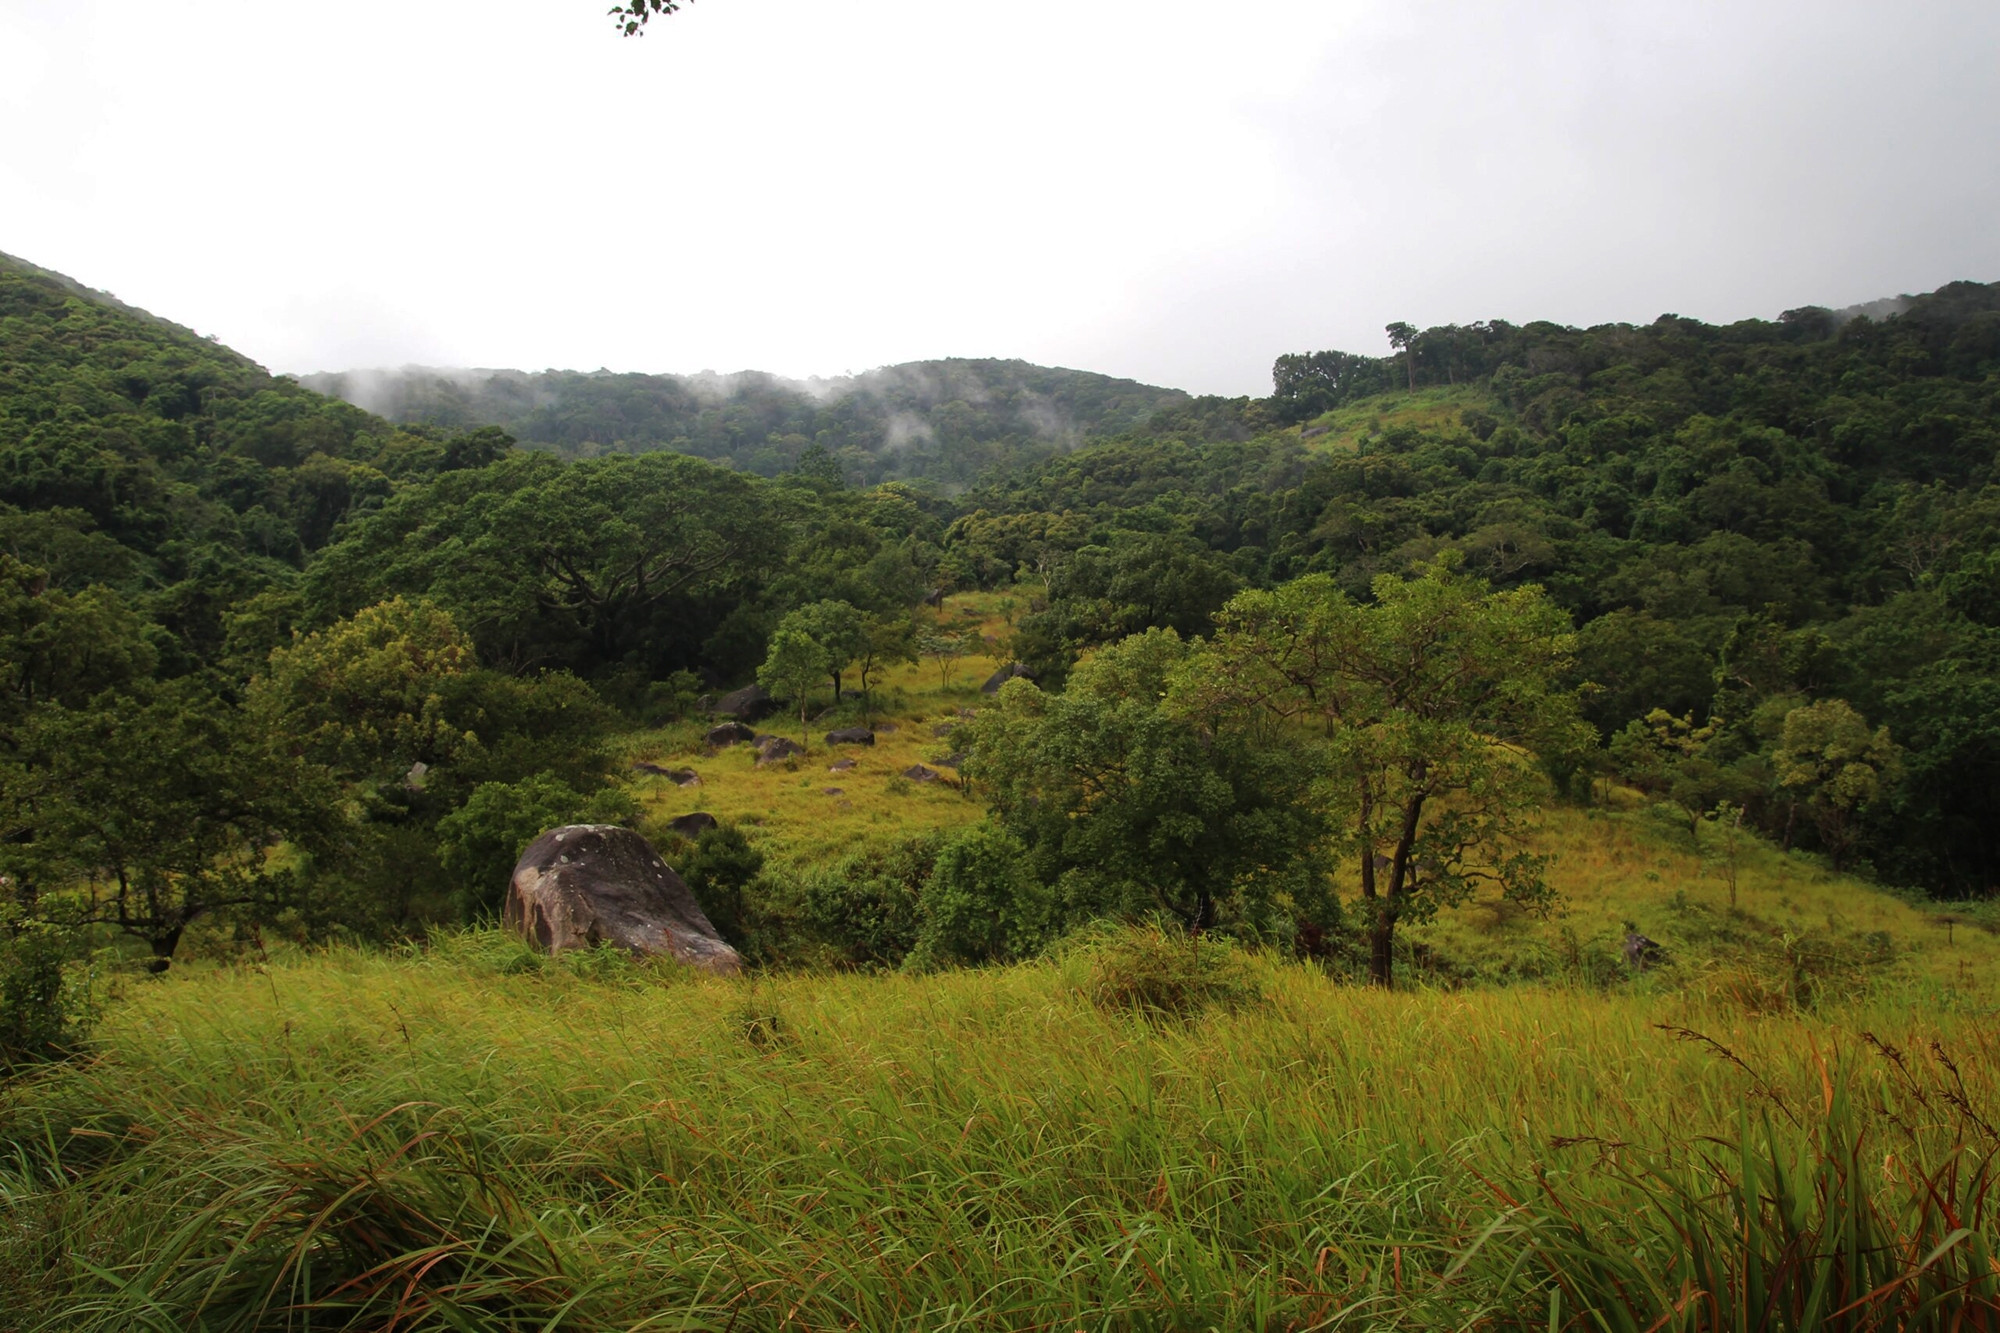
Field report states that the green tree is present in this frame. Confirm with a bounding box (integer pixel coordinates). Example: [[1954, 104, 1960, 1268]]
[[965, 629, 1325, 935], [1386, 322, 1419, 393], [917, 625, 970, 690], [757, 626, 830, 751], [789, 599, 869, 700], [1186, 560, 1590, 987], [1773, 699, 1902, 870], [29, 683, 329, 968], [854, 612, 917, 717], [1608, 708, 1761, 836]]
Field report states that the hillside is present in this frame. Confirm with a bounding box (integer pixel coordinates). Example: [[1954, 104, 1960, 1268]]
[[300, 358, 1192, 486]]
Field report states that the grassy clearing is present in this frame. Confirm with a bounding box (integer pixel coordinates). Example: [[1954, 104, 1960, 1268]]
[[617, 592, 1019, 867], [4, 934, 1994, 1329], [1409, 800, 2000, 1001], [1297, 387, 1496, 454]]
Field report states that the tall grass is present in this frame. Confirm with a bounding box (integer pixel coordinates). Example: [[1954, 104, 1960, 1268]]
[[3, 932, 1996, 1330]]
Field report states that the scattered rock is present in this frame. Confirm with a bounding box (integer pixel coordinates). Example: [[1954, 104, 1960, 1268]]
[[1301, 424, 1329, 439], [828, 758, 857, 772], [826, 726, 875, 746], [755, 736, 806, 764], [504, 825, 739, 975], [706, 684, 777, 721], [901, 764, 941, 783], [981, 662, 1035, 695], [931, 721, 959, 738], [668, 812, 719, 839], [705, 721, 756, 747], [822, 787, 845, 796], [936, 752, 965, 769], [634, 763, 700, 786]]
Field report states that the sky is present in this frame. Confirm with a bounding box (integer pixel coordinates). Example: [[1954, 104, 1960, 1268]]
[[4, 0, 1997, 397]]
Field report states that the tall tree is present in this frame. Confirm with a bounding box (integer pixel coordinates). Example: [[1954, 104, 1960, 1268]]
[[757, 626, 830, 752], [1183, 560, 1590, 987]]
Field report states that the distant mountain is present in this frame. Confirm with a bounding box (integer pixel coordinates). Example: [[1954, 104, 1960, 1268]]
[[300, 359, 1192, 487]]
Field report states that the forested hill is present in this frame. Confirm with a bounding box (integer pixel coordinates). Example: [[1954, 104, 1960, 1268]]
[[963, 278, 2000, 896], [3, 244, 1998, 984], [300, 359, 1190, 485]]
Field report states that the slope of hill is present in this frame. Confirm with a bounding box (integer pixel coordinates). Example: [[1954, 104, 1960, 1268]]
[[300, 358, 1191, 486]]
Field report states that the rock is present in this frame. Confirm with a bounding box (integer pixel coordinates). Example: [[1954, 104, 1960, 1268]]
[[931, 721, 958, 738], [901, 764, 941, 783], [1301, 424, 1329, 439], [981, 662, 1035, 695], [874, 722, 898, 734], [668, 811, 719, 839], [707, 684, 777, 721], [922, 587, 945, 608], [705, 721, 756, 746], [826, 726, 875, 746], [634, 763, 699, 786], [504, 825, 739, 976], [822, 787, 845, 796], [936, 751, 965, 769], [755, 736, 805, 764], [828, 758, 856, 771], [1623, 930, 1666, 971]]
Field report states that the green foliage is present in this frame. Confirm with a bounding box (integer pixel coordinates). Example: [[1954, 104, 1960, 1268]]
[[911, 822, 1050, 967], [1773, 698, 1903, 870], [1608, 708, 1764, 835], [1190, 559, 1591, 986], [967, 628, 1326, 935], [794, 831, 938, 967], [435, 774, 640, 920], [755, 624, 830, 746], [678, 822, 765, 946], [0, 900, 94, 1068]]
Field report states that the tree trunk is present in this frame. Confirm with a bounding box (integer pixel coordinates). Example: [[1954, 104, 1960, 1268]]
[[1368, 902, 1395, 989], [147, 926, 184, 974]]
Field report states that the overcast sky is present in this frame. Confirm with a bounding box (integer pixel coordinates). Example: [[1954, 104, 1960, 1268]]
[[5, 1, 1997, 396]]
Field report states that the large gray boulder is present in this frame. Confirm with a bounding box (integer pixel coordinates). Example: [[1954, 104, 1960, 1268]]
[[706, 684, 777, 721], [981, 662, 1035, 694], [504, 825, 740, 976]]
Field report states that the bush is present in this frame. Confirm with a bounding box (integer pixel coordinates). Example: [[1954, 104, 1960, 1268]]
[[1067, 922, 1260, 1018], [435, 773, 641, 920], [0, 902, 94, 1069], [911, 824, 1051, 968], [796, 832, 940, 968], [679, 823, 765, 945]]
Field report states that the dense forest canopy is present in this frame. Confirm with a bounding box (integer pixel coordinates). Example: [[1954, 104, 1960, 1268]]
[[3, 246, 1998, 1006], [301, 360, 1189, 487]]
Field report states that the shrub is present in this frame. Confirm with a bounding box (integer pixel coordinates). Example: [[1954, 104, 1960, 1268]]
[[679, 823, 765, 945], [1068, 922, 1260, 1018], [796, 831, 940, 968], [911, 824, 1051, 968], [0, 902, 94, 1069], [434, 773, 640, 920]]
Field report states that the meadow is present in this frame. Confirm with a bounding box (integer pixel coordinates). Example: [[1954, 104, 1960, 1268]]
[[2, 928, 1994, 1331]]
